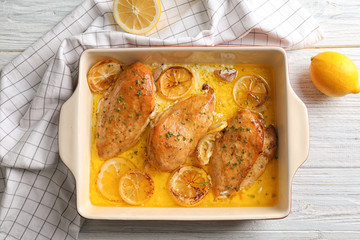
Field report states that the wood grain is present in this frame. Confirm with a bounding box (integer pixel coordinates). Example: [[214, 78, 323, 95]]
[[1, 0, 360, 239], [0, 0, 83, 51], [287, 49, 360, 168], [301, 0, 360, 48]]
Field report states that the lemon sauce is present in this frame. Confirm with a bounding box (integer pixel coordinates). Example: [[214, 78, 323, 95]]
[[90, 63, 278, 207]]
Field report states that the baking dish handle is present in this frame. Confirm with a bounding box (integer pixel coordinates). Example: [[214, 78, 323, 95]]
[[288, 89, 310, 178], [59, 91, 78, 179]]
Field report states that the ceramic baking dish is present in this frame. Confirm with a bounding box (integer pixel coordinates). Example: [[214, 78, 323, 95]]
[[59, 46, 309, 220]]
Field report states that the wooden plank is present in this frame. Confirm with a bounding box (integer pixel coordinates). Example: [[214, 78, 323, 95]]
[[301, 0, 360, 48], [80, 168, 360, 233], [0, 0, 83, 51], [287, 48, 360, 168], [79, 231, 360, 240]]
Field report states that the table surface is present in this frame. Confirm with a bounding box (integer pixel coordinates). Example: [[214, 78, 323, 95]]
[[1, 0, 360, 239]]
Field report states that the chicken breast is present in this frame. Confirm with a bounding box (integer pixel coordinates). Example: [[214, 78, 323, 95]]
[[96, 62, 156, 159], [148, 93, 215, 172], [209, 109, 264, 198], [239, 125, 277, 190]]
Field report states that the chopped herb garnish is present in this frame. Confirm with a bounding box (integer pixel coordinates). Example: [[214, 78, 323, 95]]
[[166, 132, 173, 139], [118, 96, 125, 102]]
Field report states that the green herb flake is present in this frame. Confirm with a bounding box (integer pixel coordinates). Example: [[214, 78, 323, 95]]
[[166, 132, 173, 139]]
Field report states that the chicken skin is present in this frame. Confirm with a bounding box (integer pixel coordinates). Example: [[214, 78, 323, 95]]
[[96, 62, 156, 159], [240, 125, 277, 190], [148, 93, 215, 172], [210, 109, 266, 198]]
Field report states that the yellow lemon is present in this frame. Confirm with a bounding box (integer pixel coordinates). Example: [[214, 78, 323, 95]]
[[168, 166, 210, 206], [309, 51, 360, 97], [113, 0, 161, 35], [158, 66, 194, 100], [119, 170, 154, 205]]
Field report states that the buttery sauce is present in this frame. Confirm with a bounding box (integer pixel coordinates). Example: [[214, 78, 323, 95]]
[[90, 63, 278, 207]]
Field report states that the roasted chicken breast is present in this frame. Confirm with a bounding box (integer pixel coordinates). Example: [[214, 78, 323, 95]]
[[96, 62, 156, 159], [148, 93, 215, 172], [209, 109, 265, 198], [239, 125, 277, 190]]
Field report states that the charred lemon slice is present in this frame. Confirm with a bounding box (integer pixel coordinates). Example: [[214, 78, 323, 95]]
[[169, 166, 210, 206], [87, 59, 122, 93], [119, 170, 154, 205], [158, 66, 194, 100], [233, 75, 269, 108], [96, 157, 136, 201]]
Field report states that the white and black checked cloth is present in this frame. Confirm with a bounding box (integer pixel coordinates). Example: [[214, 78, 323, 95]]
[[0, 0, 323, 239]]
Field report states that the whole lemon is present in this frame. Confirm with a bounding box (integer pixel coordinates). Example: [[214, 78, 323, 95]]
[[309, 51, 360, 97]]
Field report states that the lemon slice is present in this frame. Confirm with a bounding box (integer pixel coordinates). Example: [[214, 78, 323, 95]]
[[207, 121, 228, 134], [196, 133, 216, 166], [87, 59, 122, 93], [158, 66, 194, 100], [113, 0, 161, 35], [119, 170, 154, 205], [233, 75, 269, 108], [169, 166, 210, 206], [96, 158, 137, 201]]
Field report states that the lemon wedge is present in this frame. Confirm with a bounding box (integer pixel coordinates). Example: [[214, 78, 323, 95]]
[[113, 0, 161, 35], [207, 121, 228, 134]]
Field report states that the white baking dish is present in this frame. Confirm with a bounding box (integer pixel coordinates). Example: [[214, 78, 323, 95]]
[[59, 46, 309, 220]]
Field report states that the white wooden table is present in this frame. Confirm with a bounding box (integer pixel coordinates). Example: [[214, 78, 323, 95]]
[[1, 0, 360, 239]]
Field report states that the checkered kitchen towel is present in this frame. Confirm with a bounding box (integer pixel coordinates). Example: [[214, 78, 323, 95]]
[[0, 0, 323, 239]]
